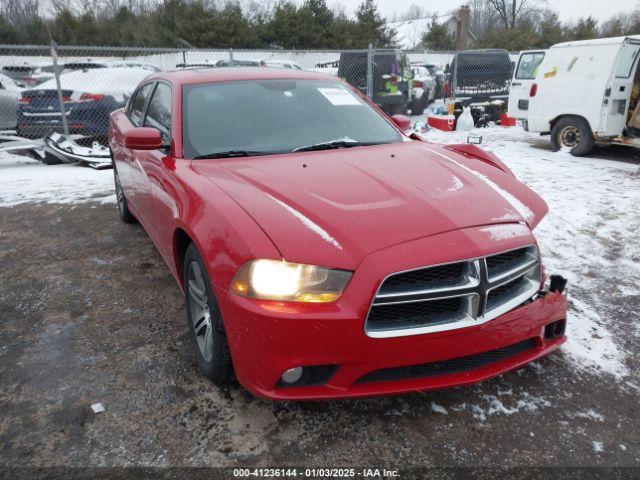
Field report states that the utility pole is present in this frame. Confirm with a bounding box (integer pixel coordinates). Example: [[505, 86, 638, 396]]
[[366, 43, 373, 100]]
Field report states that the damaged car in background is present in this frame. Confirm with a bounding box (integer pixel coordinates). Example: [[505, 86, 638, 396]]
[[16, 67, 151, 142], [0, 67, 152, 167], [109, 67, 568, 400]]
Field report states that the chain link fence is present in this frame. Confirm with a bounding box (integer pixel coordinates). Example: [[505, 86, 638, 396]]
[[0, 44, 521, 145]]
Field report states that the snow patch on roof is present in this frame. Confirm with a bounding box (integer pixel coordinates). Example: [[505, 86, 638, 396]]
[[387, 17, 433, 50]]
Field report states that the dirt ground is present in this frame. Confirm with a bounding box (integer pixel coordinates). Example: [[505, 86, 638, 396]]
[[0, 199, 639, 472]]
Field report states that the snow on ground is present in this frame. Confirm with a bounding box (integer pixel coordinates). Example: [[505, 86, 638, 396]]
[[0, 152, 115, 206], [1, 124, 638, 383], [421, 124, 640, 380]]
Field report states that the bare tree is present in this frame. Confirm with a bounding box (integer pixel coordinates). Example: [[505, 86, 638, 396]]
[[0, 0, 41, 26], [485, 0, 546, 29], [468, 0, 493, 36]]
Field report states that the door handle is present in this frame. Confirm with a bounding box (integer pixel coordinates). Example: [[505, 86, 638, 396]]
[[511, 82, 521, 86]]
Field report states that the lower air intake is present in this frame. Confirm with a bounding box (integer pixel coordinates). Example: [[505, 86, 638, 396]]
[[356, 338, 537, 384]]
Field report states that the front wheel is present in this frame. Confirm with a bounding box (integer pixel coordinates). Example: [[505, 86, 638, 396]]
[[183, 243, 233, 384], [550, 117, 594, 156]]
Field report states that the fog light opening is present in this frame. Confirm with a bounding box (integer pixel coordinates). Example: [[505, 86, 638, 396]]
[[281, 367, 304, 385], [545, 319, 566, 339], [549, 275, 567, 294]]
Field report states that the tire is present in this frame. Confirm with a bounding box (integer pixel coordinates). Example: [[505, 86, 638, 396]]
[[113, 163, 135, 223], [409, 95, 428, 116], [183, 243, 233, 384], [388, 103, 406, 116], [550, 117, 594, 156], [418, 92, 431, 114], [42, 151, 63, 165]]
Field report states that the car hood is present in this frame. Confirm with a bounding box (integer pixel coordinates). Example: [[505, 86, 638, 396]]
[[193, 141, 547, 270]]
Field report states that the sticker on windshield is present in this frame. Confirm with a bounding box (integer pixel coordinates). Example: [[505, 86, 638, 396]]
[[317, 87, 361, 106]]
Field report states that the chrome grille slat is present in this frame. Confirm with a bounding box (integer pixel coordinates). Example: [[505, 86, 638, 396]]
[[365, 245, 541, 338], [483, 264, 541, 321], [374, 260, 481, 301], [377, 260, 479, 297], [486, 246, 539, 283]]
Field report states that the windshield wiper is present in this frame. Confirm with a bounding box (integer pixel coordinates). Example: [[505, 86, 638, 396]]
[[193, 150, 265, 159], [294, 139, 378, 152]]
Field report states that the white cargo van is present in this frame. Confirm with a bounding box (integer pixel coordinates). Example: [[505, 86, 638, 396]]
[[509, 36, 640, 156]]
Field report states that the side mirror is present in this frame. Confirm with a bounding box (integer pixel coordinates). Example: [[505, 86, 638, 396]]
[[124, 127, 163, 150], [391, 114, 411, 131]]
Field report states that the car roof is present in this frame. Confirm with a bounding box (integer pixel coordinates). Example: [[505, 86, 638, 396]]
[[33, 67, 151, 94], [151, 67, 338, 86], [551, 34, 640, 49]]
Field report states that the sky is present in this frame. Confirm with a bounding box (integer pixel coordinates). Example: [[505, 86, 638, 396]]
[[334, 0, 637, 24]]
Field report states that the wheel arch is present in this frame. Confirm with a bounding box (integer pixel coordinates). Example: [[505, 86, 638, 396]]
[[173, 227, 194, 288], [549, 114, 594, 136]]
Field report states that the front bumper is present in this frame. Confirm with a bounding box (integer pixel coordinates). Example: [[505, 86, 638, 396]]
[[215, 225, 568, 401]]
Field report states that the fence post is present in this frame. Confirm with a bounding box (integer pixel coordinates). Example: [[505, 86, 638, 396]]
[[452, 52, 457, 103], [229, 48, 234, 65], [366, 43, 373, 100], [50, 45, 70, 137]]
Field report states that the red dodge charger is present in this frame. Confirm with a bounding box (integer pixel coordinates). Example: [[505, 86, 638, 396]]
[[109, 67, 568, 400]]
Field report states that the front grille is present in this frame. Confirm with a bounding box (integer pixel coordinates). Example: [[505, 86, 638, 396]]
[[365, 245, 540, 337], [486, 246, 538, 282], [379, 262, 468, 295], [486, 275, 530, 311], [356, 338, 537, 383], [367, 297, 469, 331]]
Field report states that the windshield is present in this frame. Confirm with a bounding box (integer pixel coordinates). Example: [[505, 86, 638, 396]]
[[182, 79, 403, 159]]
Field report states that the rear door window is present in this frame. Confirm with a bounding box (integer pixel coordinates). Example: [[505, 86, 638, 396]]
[[129, 83, 154, 126], [515, 52, 545, 80], [615, 43, 640, 78], [143, 83, 172, 141]]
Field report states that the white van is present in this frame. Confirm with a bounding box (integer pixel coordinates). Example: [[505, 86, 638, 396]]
[[509, 36, 640, 156]]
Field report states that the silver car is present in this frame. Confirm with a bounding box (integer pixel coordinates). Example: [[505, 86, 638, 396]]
[[0, 72, 22, 130]]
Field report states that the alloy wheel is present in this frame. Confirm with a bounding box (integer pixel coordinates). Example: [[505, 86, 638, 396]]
[[188, 261, 214, 362]]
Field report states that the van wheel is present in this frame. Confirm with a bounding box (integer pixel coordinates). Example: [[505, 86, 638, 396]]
[[551, 117, 594, 156]]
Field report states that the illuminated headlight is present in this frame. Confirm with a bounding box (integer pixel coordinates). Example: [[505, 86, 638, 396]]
[[230, 259, 352, 302]]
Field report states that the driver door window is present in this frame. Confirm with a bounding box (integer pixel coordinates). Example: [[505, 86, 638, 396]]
[[129, 83, 153, 126], [143, 83, 172, 144]]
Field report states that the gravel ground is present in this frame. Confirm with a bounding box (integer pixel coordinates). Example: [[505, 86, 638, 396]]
[[1, 128, 639, 471]]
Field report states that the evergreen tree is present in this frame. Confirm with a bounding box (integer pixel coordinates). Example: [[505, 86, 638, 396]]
[[537, 10, 564, 48], [355, 0, 394, 47], [1, 0, 638, 51], [0, 16, 18, 43], [571, 16, 599, 41], [421, 15, 455, 50]]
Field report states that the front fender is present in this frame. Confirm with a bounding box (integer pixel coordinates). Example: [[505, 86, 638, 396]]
[[173, 161, 282, 292], [444, 143, 515, 177]]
